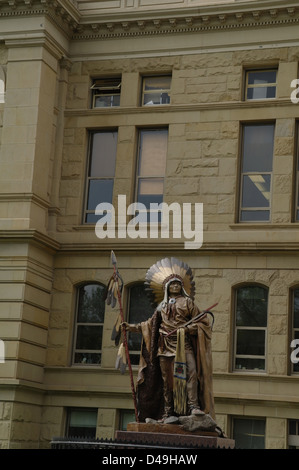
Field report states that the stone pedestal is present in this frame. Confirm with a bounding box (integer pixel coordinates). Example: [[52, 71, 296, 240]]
[[115, 422, 235, 449]]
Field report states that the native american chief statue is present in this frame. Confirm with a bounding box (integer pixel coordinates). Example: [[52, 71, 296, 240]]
[[121, 257, 215, 423]]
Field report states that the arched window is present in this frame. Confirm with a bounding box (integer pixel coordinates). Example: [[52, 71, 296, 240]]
[[234, 284, 268, 372], [127, 283, 153, 365], [291, 288, 299, 374], [73, 283, 106, 365]]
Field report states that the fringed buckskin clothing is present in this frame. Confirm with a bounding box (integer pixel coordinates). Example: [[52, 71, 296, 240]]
[[131, 295, 215, 422]]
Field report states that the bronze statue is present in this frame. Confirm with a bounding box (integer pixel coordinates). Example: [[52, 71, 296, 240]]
[[120, 257, 216, 423]]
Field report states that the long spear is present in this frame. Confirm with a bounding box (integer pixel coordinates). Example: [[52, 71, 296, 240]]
[[107, 251, 139, 422]]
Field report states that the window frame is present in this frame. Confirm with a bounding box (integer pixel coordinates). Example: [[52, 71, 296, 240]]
[[244, 68, 277, 101], [83, 129, 118, 224], [233, 284, 268, 373], [91, 77, 121, 108], [72, 283, 106, 366], [141, 75, 171, 107], [238, 122, 275, 223]]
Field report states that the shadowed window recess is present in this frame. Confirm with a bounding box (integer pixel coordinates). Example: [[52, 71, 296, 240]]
[[66, 408, 97, 438], [234, 285, 268, 371], [233, 418, 265, 449], [73, 283, 106, 365]]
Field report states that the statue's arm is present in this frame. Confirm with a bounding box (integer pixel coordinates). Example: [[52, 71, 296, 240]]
[[121, 321, 142, 333]]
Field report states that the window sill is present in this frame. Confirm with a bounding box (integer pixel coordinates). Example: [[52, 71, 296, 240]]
[[230, 223, 299, 230]]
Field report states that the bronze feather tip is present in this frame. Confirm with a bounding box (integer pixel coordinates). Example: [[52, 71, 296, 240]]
[[111, 250, 117, 266]]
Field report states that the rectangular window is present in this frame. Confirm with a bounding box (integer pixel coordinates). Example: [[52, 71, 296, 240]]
[[288, 420, 299, 449], [233, 418, 265, 449], [142, 76, 171, 106], [239, 123, 274, 222], [234, 285, 268, 371], [73, 284, 106, 365], [136, 128, 168, 222], [91, 77, 121, 108], [291, 289, 299, 374], [245, 69, 277, 100], [84, 130, 117, 223], [66, 408, 97, 439]]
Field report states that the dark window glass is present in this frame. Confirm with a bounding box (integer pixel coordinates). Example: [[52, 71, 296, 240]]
[[127, 284, 153, 365], [234, 286, 268, 371], [73, 284, 106, 365], [233, 418, 265, 449]]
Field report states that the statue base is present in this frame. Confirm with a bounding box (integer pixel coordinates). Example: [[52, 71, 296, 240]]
[[115, 422, 235, 449]]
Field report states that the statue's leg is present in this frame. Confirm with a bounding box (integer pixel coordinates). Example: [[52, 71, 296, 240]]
[[186, 350, 204, 415], [159, 355, 175, 418]]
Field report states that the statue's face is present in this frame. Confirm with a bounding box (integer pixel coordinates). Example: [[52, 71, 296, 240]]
[[168, 280, 182, 295]]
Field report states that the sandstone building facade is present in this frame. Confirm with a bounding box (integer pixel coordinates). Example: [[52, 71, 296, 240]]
[[0, 0, 299, 449]]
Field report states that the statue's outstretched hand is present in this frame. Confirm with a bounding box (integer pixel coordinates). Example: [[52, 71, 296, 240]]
[[121, 322, 131, 331]]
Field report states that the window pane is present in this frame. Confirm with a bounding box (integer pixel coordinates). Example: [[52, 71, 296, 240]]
[[247, 70, 277, 85], [144, 76, 171, 91], [76, 325, 103, 350], [67, 409, 97, 438], [138, 130, 168, 177], [236, 286, 268, 327], [74, 352, 101, 364], [128, 285, 153, 364], [233, 418, 265, 449], [94, 94, 120, 107], [78, 285, 106, 323], [120, 410, 136, 430], [235, 357, 265, 370], [89, 132, 117, 177], [242, 125, 274, 173], [240, 210, 270, 222], [242, 174, 271, 208], [236, 329, 265, 355], [247, 86, 276, 100], [87, 179, 114, 211], [143, 76, 171, 105]]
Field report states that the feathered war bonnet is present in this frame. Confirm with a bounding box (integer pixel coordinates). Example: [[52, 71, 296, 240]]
[[144, 257, 195, 309]]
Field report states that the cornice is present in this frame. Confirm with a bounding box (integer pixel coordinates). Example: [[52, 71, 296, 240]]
[[71, 3, 299, 41], [0, 1, 298, 42]]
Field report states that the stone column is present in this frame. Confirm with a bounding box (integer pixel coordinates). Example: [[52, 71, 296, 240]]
[[0, 37, 64, 448]]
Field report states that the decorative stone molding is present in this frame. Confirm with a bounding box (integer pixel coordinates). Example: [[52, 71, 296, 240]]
[[0, 0, 298, 41]]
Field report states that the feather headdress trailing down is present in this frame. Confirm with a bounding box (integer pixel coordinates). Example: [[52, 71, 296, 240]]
[[144, 257, 195, 307]]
